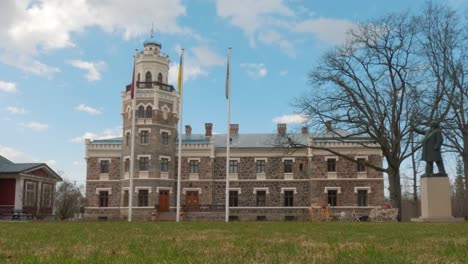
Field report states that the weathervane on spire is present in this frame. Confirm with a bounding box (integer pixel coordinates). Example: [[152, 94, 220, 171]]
[[151, 22, 154, 39]]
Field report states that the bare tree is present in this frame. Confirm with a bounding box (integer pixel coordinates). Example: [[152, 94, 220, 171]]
[[54, 179, 83, 220], [417, 2, 467, 218], [294, 12, 424, 220]]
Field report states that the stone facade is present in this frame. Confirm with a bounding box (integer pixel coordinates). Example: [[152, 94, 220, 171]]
[[84, 38, 385, 221]]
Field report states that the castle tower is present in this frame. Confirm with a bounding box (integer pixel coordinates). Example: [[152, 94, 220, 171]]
[[121, 35, 179, 216]]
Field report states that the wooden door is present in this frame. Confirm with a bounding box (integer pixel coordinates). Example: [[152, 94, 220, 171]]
[[158, 190, 169, 212], [185, 191, 199, 210]]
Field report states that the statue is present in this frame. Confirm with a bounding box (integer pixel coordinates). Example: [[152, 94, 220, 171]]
[[414, 122, 447, 177]]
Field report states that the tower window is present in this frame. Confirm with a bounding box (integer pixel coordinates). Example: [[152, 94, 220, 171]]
[[160, 158, 169, 172], [145, 106, 152, 118], [137, 73, 140, 87], [145, 71, 152, 87], [137, 106, 145, 118], [140, 131, 149, 144], [161, 132, 169, 145], [327, 158, 336, 172], [158, 73, 163, 83], [139, 157, 149, 171]]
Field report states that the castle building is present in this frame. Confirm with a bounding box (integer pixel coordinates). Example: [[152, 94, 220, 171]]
[[84, 38, 384, 221]]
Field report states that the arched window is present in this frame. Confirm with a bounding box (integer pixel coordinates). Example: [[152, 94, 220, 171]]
[[146, 106, 152, 118], [145, 71, 152, 88], [158, 73, 163, 83], [137, 106, 145, 118], [137, 73, 140, 87]]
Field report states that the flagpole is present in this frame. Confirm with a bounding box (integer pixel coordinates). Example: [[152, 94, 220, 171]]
[[128, 54, 137, 222], [225, 48, 231, 223], [176, 49, 184, 222]]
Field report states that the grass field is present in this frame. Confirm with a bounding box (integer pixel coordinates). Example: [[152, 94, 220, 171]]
[[0, 221, 467, 263]]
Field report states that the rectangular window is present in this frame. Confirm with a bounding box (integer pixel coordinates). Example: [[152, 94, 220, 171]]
[[160, 158, 169, 172], [284, 191, 294, 207], [328, 190, 338, 206], [357, 158, 366, 172], [284, 160, 293, 173], [125, 132, 130, 146], [124, 159, 130, 172], [123, 190, 129, 207], [357, 190, 368, 206], [140, 130, 149, 144], [25, 182, 36, 207], [229, 160, 238, 173], [256, 191, 266, 206], [256, 160, 266, 173], [190, 160, 199, 173], [138, 190, 149, 207], [42, 184, 53, 207], [299, 163, 304, 171], [161, 132, 169, 145], [99, 191, 109, 207], [327, 159, 336, 172], [229, 191, 238, 207], [139, 157, 149, 171], [100, 160, 110, 173]]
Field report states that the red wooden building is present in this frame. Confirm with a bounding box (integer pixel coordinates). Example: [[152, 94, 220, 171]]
[[0, 155, 62, 218]]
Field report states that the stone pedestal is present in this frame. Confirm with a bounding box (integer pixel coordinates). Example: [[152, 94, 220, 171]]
[[411, 176, 464, 222]]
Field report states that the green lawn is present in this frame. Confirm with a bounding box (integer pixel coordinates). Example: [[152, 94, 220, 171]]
[[0, 221, 467, 263]]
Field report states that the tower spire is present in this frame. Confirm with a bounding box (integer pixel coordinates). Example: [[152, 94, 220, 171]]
[[151, 22, 154, 39]]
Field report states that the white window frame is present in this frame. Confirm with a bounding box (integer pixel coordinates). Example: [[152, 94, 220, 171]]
[[137, 154, 152, 160], [95, 187, 112, 195], [324, 186, 341, 194], [229, 187, 242, 194], [138, 128, 151, 133], [280, 187, 298, 194], [25, 181, 36, 207], [135, 186, 152, 193], [182, 188, 202, 194], [281, 157, 295, 162], [156, 187, 173, 194], [160, 129, 172, 135], [253, 187, 270, 194], [354, 186, 372, 193]]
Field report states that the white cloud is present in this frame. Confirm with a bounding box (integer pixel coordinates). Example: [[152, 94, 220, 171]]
[[6, 106, 27, 114], [0, 81, 17, 93], [19, 121, 48, 131], [0, 145, 31, 162], [290, 18, 357, 44], [280, 70, 288, 76], [68, 60, 106, 81], [272, 114, 308, 124], [240, 63, 268, 79], [75, 104, 101, 115], [168, 45, 224, 84], [0, 0, 187, 76], [46, 159, 57, 168], [258, 29, 295, 57], [70, 127, 122, 143]]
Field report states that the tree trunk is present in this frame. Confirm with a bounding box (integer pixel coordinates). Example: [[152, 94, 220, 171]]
[[388, 167, 403, 221], [463, 125, 468, 220]]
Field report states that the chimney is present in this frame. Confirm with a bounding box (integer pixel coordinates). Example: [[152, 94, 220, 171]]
[[301, 127, 308, 134], [325, 121, 332, 132], [205, 123, 213, 137], [185, 125, 192, 136], [277, 123, 287, 136], [230, 124, 239, 135]]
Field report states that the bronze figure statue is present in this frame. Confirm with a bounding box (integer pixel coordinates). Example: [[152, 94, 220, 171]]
[[414, 122, 447, 177]]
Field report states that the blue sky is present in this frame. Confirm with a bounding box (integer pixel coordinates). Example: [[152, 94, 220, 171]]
[[0, 0, 466, 186]]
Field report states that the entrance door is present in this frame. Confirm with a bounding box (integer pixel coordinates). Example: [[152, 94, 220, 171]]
[[158, 190, 169, 212], [185, 191, 199, 210]]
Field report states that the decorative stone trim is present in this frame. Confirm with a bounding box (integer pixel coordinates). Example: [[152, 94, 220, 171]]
[[188, 158, 201, 162], [324, 186, 341, 194], [327, 172, 337, 179], [229, 187, 242, 194], [189, 173, 199, 180], [254, 158, 268, 163], [160, 129, 171, 135], [253, 187, 269, 194], [280, 187, 297, 194], [182, 188, 202, 194], [136, 102, 154, 108], [156, 187, 173, 194], [256, 173, 266, 180], [138, 128, 151, 133], [160, 172, 169, 179], [354, 156, 368, 160], [95, 187, 112, 195], [281, 157, 295, 162], [229, 173, 238, 180], [354, 186, 372, 193], [137, 154, 151, 160], [325, 156, 339, 161], [99, 173, 109, 180], [124, 129, 131, 135], [357, 172, 368, 179], [135, 186, 152, 193], [229, 158, 241, 162], [283, 173, 294, 180], [159, 155, 171, 161], [139, 171, 149, 178], [98, 158, 111, 163]]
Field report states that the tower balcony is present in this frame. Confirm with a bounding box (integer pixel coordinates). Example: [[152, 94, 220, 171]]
[[125, 81, 175, 93]]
